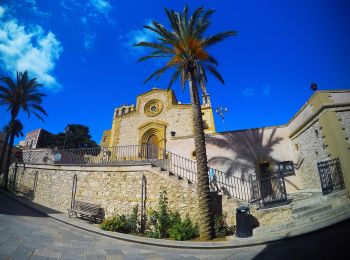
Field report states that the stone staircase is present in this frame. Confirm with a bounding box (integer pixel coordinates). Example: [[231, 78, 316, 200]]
[[253, 190, 350, 236], [149, 165, 196, 191]]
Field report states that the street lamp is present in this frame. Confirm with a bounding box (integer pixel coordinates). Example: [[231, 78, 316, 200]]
[[215, 106, 228, 131], [63, 125, 70, 149]]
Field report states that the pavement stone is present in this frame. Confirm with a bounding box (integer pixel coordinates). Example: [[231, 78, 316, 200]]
[[1, 190, 350, 259], [0, 253, 9, 260]]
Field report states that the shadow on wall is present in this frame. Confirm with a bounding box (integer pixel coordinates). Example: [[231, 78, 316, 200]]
[[206, 128, 283, 179]]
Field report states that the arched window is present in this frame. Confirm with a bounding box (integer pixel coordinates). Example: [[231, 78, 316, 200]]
[[121, 107, 126, 114]]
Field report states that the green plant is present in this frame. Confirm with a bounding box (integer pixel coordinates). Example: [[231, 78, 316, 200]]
[[169, 215, 199, 241], [129, 204, 139, 233], [100, 215, 130, 233], [100, 205, 140, 234], [214, 213, 235, 237], [146, 190, 171, 238]]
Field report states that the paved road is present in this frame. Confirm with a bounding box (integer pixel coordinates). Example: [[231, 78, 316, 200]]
[[0, 192, 349, 260]]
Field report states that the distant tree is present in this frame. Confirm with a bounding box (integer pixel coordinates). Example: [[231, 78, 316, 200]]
[[0, 71, 47, 190], [41, 124, 98, 149]]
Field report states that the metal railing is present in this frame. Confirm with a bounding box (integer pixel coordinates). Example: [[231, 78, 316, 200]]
[[23, 145, 158, 166], [22, 145, 290, 206], [317, 158, 345, 195], [249, 172, 288, 209], [154, 148, 197, 183], [213, 168, 253, 202]]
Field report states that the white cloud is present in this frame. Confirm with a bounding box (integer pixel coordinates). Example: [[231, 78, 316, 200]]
[[262, 84, 271, 96], [0, 6, 5, 18], [242, 88, 255, 97], [89, 0, 112, 16], [83, 33, 96, 50], [121, 20, 157, 56], [25, 0, 51, 19], [0, 17, 62, 91]]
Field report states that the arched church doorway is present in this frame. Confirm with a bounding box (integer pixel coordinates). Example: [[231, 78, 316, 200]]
[[147, 134, 159, 159]]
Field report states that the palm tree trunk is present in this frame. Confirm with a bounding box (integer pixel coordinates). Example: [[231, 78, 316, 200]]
[[0, 131, 9, 176], [4, 128, 15, 191], [188, 70, 213, 240], [3, 115, 17, 191]]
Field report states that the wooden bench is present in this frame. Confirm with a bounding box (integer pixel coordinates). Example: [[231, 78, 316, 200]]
[[15, 184, 34, 200], [67, 200, 102, 223]]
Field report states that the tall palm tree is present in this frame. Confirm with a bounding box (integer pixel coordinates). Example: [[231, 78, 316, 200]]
[[0, 71, 47, 190], [135, 6, 236, 240]]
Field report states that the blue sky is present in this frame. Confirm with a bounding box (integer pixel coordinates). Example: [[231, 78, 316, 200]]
[[0, 0, 349, 144]]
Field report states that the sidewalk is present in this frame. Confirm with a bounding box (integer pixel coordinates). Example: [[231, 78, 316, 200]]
[[1, 189, 350, 249]]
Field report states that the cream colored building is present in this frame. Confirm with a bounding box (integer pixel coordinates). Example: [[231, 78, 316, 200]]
[[101, 88, 350, 195]]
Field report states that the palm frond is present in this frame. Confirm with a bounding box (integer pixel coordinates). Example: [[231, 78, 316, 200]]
[[206, 65, 224, 84], [203, 31, 237, 47], [143, 65, 171, 84], [134, 42, 172, 52], [188, 7, 204, 36]]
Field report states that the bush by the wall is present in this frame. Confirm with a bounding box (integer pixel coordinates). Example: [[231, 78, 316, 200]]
[[169, 215, 199, 241], [100, 205, 139, 234], [214, 213, 235, 237], [100, 215, 130, 233], [100, 189, 200, 241]]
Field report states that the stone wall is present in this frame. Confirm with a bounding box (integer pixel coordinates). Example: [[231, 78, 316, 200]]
[[291, 120, 329, 190], [9, 163, 298, 228], [337, 110, 350, 144], [9, 164, 200, 223]]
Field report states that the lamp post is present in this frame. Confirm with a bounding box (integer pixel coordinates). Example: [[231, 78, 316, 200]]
[[63, 125, 70, 149], [215, 106, 228, 131]]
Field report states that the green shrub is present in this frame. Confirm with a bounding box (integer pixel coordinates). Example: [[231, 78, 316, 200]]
[[129, 205, 139, 233], [145, 190, 171, 239], [214, 213, 235, 237], [169, 215, 199, 241], [100, 215, 130, 233], [100, 205, 140, 234]]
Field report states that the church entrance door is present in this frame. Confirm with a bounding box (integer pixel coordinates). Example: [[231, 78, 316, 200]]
[[147, 134, 159, 159]]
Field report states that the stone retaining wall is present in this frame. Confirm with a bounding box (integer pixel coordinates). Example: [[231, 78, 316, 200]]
[[291, 120, 329, 190], [9, 164, 200, 223], [9, 163, 297, 228]]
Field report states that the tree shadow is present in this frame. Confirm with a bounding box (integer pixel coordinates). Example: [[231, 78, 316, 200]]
[[206, 128, 284, 179]]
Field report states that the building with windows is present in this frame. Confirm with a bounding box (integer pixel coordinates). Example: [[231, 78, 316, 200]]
[[101, 88, 350, 195], [19, 128, 52, 149]]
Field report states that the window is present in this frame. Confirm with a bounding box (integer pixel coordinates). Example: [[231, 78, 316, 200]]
[[277, 161, 295, 176], [121, 108, 126, 114]]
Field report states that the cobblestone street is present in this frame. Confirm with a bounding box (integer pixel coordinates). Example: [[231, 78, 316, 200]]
[[0, 192, 349, 259]]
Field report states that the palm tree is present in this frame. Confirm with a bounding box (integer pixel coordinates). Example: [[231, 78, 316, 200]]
[[0, 71, 47, 190], [135, 6, 236, 240]]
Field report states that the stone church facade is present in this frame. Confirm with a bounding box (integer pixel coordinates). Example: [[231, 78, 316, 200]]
[[101, 88, 350, 195], [100, 88, 215, 157]]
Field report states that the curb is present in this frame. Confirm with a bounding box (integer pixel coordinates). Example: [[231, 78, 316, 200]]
[[1, 189, 350, 249]]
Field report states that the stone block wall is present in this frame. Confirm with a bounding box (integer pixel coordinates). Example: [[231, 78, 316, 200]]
[[9, 164, 200, 223], [8, 163, 297, 229], [337, 110, 350, 144], [291, 120, 329, 190]]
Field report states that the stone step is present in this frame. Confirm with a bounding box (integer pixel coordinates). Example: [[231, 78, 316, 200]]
[[292, 204, 332, 219], [254, 202, 350, 235]]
